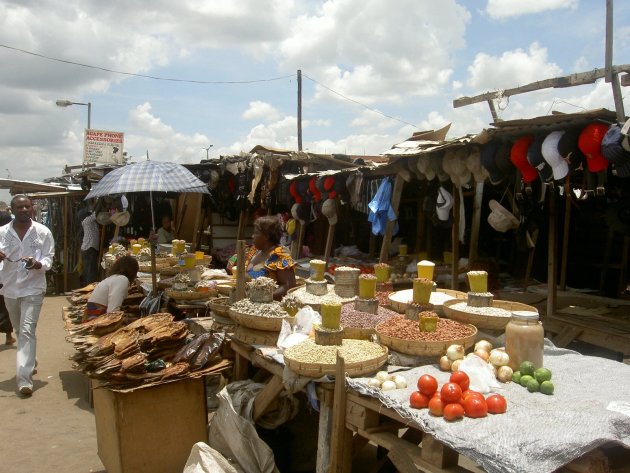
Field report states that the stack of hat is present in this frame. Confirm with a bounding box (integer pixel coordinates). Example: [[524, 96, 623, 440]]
[[435, 187, 454, 221], [321, 198, 338, 225], [442, 148, 471, 186], [527, 135, 554, 183], [480, 141, 514, 185], [578, 122, 610, 173], [601, 122, 630, 178], [464, 146, 489, 183]]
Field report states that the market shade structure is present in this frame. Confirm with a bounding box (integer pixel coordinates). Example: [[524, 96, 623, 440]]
[[85, 159, 210, 297]]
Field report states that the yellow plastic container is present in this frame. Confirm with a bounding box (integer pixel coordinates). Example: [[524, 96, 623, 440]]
[[417, 260, 435, 280], [398, 244, 408, 256], [310, 260, 326, 281], [108, 245, 115, 254], [131, 244, 142, 255], [183, 253, 196, 269], [467, 271, 488, 293], [419, 314, 439, 332], [374, 264, 390, 283], [195, 251, 205, 260], [412, 278, 433, 304], [320, 303, 342, 330], [358, 274, 377, 299]]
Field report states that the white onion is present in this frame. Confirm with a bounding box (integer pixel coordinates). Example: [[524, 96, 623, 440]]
[[474, 340, 493, 353], [474, 349, 490, 362], [392, 375, 407, 389], [381, 380, 397, 391], [367, 378, 382, 388], [489, 349, 510, 367], [451, 359, 462, 372], [439, 355, 452, 371], [375, 371, 390, 383], [497, 365, 513, 383], [446, 344, 465, 361]]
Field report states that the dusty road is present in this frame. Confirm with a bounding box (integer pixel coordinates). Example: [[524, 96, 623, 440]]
[[0, 296, 105, 473]]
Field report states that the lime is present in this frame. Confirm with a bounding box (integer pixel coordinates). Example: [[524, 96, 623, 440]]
[[520, 375, 534, 387], [519, 361, 535, 376], [526, 378, 540, 393], [512, 371, 522, 384], [534, 367, 552, 383], [540, 381, 554, 395]]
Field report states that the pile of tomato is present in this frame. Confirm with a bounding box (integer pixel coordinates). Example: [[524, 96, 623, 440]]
[[409, 371, 507, 422]]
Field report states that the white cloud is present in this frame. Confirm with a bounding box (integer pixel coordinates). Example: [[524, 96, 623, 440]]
[[466, 42, 562, 92], [572, 56, 589, 72], [485, 0, 578, 20], [242, 101, 281, 122]]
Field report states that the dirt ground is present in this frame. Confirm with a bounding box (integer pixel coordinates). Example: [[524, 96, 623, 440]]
[[0, 296, 105, 473]]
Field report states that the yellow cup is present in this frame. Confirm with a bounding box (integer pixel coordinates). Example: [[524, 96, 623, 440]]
[[374, 264, 390, 283], [358, 275, 377, 299], [183, 253, 196, 269], [131, 244, 142, 255], [417, 260, 435, 280], [195, 251, 205, 260], [310, 260, 326, 281], [467, 271, 488, 293], [398, 244, 407, 256], [108, 245, 115, 254], [413, 278, 433, 304], [320, 303, 342, 330]]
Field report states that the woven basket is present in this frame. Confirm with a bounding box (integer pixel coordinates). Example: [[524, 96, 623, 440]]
[[139, 261, 177, 273], [284, 345, 388, 378], [442, 299, 538, 331], [375, 323, 477, 356], [160, 266, 183, 277], [343, 326, 375, 340], [388, 288, 467, 314], [233, 325, 279, 346], [165, 289, 214, 301], [207, 297, 231, 317], [228, 308, 286, 331]]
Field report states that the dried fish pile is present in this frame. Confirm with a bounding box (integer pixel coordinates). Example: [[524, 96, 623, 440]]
[[231, 299, 287, 318], [64, 281, 146, 325], [66, 312, 228, 388]]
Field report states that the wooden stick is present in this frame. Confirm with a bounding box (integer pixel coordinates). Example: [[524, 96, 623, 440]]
[[236, 210, 247, 241], [150, 242, 157, 297], [292, 221, 306, 260], [330, 354, 352, 473], [451, 187, 460, 290], [63, 195, 69, 293], [468, 181, 484, 264], [547, 188, 557, 319], [235, 239, 246, 301], [379, 174, 404, 263], [324, 224, 336, 267], [560, 182, 572, 290]]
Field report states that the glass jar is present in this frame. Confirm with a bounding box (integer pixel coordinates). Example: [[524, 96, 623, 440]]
[[505, 311, 544, 370]]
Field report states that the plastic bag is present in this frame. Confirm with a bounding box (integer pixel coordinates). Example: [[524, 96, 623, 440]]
[[276, 306, 321, 350], [183, 442, 240, 473], [458, 354, 500, 394]]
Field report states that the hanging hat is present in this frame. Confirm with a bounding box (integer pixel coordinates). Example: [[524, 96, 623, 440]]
[[110, 210, 131, 227], [557, 128, 585, 172], [289, 180, 302, 203], [510, 136, 538, 183], [321, 198, 338, 225], [487, 200, 519, 232], [435, 187, 453, 221], [290, 203, 304, 224], [527, 135, 554, 182], [494, 142, 515, 179], [295, 179, 310, 203], [578, 122, 610, 173], [480, 142, 502, 184], [96, 211, 111, 226], [541, 131, 570, 181], [601, 123, 630, 178], [309, 177, 322, 202]]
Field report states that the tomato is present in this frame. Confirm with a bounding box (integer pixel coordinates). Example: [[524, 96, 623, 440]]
[[461, 390, 484, 402], [428, 396, 445, 416], [440, 382, 463, 403], [463, 396, 488, 418], [443, 403, 465, 422], [432, 391, 441, 399], [449, 371, 470, 391], [417, 374, 438, 396], [486, 394, 507, 414], [409, 391, 430, 409]]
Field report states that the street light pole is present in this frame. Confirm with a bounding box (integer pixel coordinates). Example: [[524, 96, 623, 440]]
[[202, 145, 213, 160], [56, 99, 92, 171]]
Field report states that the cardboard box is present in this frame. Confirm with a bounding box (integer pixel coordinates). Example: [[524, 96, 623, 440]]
[[93, 377, 207, 473]]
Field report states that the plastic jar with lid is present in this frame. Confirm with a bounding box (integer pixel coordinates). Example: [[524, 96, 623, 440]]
[[505, 310, 544, 370]]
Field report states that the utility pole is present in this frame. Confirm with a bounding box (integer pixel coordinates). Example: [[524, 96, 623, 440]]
[[297, 69, 303, 151], [605, 0, 625, 122]]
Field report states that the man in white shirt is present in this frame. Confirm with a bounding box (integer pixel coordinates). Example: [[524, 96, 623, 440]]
[[80, 208, 100, 285], [0, 195, 55, 396]]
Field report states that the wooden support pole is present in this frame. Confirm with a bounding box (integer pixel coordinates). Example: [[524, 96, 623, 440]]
[[486, 99, 499, 122], [63, 195, 68, 293], [451, 187, 460, 290], [253, 375, 284, 421], [235, 240, 246, 301], [236, 210, 247, 241], [330, 354, 352, 473], [150, 243, 158, 297], [297, 69, 303, 151], [547, 188, 557, 318], [468, 182, 484, 264], [292, 221, 306, 260], [316, 385, 334, 473], [379, 174, 405, 263], [560, 183, 572, 290], [324, 223, 336, 267]]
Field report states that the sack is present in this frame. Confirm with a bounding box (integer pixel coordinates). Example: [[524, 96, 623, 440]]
[[183, 442, 241, 473]]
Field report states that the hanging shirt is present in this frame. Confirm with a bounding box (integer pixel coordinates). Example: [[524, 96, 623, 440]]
[[367, 177, 399, 236], [0, 220, 55, 299]]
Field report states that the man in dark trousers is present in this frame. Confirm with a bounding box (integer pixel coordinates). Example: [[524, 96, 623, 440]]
[[0, 195, 54, 396], [80, 205, 100, 285]]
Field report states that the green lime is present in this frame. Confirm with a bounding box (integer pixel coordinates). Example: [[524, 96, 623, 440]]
[[520, 375, 534, 387], [540, 381, 554, 395], [519, 361, 535, 376], [534, 367, 552, 383], [512, 371, 522, 384], [526, 378, 540, 393]]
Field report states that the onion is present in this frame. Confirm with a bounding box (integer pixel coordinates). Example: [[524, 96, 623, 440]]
[[451, 359, 462, 372], [375, 371, 390, 383], [489, 349, 510, 367], [446, 344, 465, 361], [367, 378, 382, 388], [497, 365, 513, 383], [381, 380, 397, 391], [474, 340, 493, 353], [393, 375, 407, 389], [474, 349, 490, 362], [439, 355, 452, 371]]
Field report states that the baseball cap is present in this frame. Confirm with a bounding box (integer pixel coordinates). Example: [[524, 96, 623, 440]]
[[321, 198, 338, 225], [510, 136, 538, 183], [578, 123, 610, 173], [435, 187, 453, 221], [527, 135, 554, 182], [541, 131, 570, 181], [480, 141, 503, 184], [601, 123, 630, 178], [557, 128, 585, 173]]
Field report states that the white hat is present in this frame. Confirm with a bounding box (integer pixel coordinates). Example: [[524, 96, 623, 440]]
[[111, 210, 131, 227], [487, 200, 519, 232], [321, 198, 338, 225], [435, 187, 453, 221], [290, 203, 304, 224], [541, 131, 569, 180], [96, 211, 111, 226]]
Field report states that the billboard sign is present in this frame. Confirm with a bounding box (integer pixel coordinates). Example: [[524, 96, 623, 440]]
[[84, 129, 124, 165]]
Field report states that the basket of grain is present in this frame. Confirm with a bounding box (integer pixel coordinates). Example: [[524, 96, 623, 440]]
[[207, 297, 231, 317], [442, 299, 538, 331], [283, 339, 388, 377], [388, 288, 467, 314], [375, 316, 477, 356], [165, 289, 214, 301]]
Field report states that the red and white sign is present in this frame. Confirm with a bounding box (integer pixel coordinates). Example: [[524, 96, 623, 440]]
[[83, 129, 124, 165]]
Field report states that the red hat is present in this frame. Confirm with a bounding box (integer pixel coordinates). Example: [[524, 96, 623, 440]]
[[578, 123, 610, 173], [289, 180, 302, 203], [309, 177, 322, 202], [510, 136, 538, 183]]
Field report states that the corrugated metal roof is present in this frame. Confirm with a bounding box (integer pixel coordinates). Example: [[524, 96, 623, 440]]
[[0, 179, 68, 194]]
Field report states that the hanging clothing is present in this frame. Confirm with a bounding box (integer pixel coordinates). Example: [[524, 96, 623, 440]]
[[367, 177, 399, 236]]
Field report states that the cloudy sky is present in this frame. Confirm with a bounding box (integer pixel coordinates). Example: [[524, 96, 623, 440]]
[[0, 0, 629, 198]]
